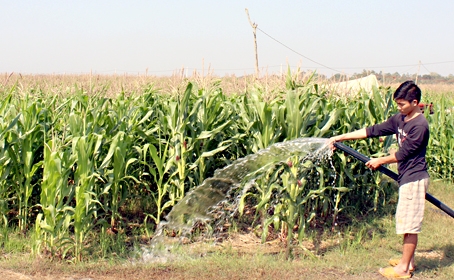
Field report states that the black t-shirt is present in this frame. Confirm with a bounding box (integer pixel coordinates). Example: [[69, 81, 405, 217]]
[[366, 113, 430, 185]]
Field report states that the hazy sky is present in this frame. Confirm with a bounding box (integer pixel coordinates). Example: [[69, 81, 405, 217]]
[[1, 1, 453, 77]]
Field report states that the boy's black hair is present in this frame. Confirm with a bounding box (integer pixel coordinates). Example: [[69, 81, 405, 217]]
[[393, 80, 422, 103]]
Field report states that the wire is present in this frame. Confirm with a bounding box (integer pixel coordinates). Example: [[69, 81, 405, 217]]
[[256, 26, 454, 74], [421, 63, 432, 74], [257, 27, 342, 73]]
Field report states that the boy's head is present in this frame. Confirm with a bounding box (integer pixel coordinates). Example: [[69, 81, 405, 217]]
[[393, 80, 422, 104]]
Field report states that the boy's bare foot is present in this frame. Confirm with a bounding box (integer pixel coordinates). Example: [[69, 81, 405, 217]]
[[388, 259, 416, 272], [379, 267, 412, 279]]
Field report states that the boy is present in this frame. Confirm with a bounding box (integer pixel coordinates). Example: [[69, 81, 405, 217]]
[[328, 81, 430, 279]]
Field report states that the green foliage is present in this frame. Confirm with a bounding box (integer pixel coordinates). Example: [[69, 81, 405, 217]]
[[0, 78, 452, 261], [426, 95, 454, 180]]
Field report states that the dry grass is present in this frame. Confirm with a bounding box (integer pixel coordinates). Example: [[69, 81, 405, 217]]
[[1, 72, 290, 97], [383, 82, 454, 96], [1, 71, 361, 99], [3, 72, 452, 103]]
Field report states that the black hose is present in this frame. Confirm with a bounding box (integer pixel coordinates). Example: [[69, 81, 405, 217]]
[[333, 142, 398, 181], [333, 142, 454, 219]]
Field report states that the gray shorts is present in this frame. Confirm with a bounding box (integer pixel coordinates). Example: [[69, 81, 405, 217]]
[[395, 178, 429, 234]]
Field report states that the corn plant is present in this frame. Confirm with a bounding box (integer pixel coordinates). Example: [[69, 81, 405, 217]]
[[164, 84, 195, 201], [158, 84, 234, 209], [279, 88, 322, 139], [237, 91, 281, 153], [146, 141, 174, 225], [186, 86, 235, 185], [34, 138, 75, 257], [99, 131, 138, 229], [6, 96, 47, 231], [0, 106, 20, 226], [67, 108, 105, 261], [71, 134, 103, 262], [240, 153, 343, 259], [427, 95, 454, 180]]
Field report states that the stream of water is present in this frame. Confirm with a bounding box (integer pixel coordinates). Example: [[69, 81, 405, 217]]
[[141, 137, 331, 263]]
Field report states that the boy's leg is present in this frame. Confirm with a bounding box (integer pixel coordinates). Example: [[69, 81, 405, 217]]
[[382, 178, 428, 276], [394, 233, 417, 275]]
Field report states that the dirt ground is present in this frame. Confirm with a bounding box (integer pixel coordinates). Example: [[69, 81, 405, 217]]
[[0, 266, 390, 280], [0, 233, 441, 280]]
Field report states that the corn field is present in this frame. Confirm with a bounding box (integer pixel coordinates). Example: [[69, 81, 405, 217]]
[[0, 75, 452, 261]]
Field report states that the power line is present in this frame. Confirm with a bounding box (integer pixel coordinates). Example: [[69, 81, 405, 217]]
[[421, 63, 432, 74], [256, 26, 454, 73], [257, 27, 342, 73]]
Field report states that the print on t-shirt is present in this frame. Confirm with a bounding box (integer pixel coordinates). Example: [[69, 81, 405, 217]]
[[397, 127, 407, 146]]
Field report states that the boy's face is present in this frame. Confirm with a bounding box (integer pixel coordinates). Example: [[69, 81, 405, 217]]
[[395, 98, 418, 116]]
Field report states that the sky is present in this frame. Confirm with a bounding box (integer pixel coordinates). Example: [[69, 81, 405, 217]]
[[1, 0, 454, 77]]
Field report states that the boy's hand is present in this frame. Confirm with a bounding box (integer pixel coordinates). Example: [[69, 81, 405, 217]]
[[365, 158, 382, 170], [327, 136, 339, 150]]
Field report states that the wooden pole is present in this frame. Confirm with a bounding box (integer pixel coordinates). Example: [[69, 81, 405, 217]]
[[245, 8, 259, 77]]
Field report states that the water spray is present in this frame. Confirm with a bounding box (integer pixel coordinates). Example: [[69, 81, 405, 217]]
[[333, 142, 454, 219]]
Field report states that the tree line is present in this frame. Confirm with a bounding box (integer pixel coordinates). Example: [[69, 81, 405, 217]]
[[330, 70, 454, 84]]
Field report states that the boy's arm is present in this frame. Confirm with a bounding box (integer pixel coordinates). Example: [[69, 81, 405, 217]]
[[328, 115, 396, 149], [328, 128, 367, 149], [328, 128, 397, 170]]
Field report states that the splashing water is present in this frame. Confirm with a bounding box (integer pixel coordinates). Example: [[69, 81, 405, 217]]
[[141, 137, 331, 263]]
